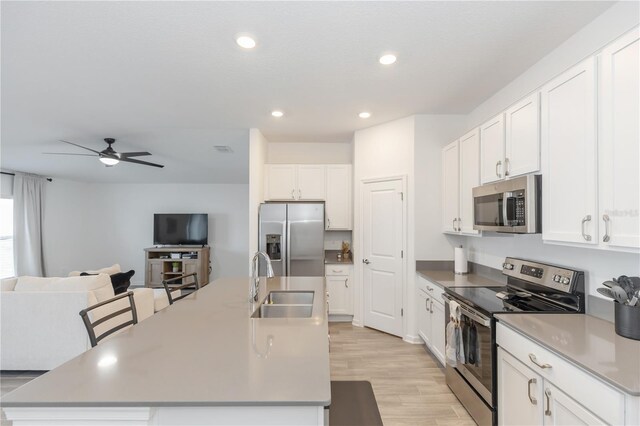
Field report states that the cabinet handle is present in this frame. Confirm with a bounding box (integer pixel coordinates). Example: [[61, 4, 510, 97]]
[[344, 278, 348, 288], [496, 160, 503, 178], [298, 189, 301, 199], [427, 286, 433, 291], [430, 299, 433, 314], [291, 189, 295, 199], [544, 388, 552, 416], [425, 297, 430, 310], [528, 353, 552, 369], [504, 158, 510, 176], [327, 217, 331, 229], [581, 215, 592, 241], [457, 217, 462, 232], [602, 214, 611, 243], [527, 378, 537, 405], [452, 218, 457, 231]]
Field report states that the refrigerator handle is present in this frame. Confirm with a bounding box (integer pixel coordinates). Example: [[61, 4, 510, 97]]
[[286, 220, 291, 277]]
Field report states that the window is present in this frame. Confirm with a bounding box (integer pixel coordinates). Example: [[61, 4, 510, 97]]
[[0, 198, 14, 278]]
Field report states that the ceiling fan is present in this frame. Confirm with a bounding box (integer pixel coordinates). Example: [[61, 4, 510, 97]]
[[44, 138, 164, 168]]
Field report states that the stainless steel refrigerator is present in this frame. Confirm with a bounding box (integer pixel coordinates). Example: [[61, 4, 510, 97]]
[[258, 202, 325, 277]]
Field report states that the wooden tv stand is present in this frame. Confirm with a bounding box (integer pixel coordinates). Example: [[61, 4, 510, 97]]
[[144, 247, 210, 288]]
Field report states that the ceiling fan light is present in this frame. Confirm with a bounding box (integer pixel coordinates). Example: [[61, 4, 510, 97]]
[[100, 157, 120, 166]]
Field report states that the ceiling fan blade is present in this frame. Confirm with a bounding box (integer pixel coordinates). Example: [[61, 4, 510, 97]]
[[59, 139, 102, 154], [43, 152, 96, 157], [119, 157, 164, 168], [120, 151, 152, 158]]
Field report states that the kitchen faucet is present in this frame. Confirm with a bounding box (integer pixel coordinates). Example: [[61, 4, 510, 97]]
[[251, 251, 274, 302]]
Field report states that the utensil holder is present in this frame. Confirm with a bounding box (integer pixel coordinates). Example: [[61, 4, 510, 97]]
[[614, 302, 640, 341]]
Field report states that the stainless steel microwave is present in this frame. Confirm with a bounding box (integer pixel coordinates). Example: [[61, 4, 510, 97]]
[[472, 175, 541, 233]]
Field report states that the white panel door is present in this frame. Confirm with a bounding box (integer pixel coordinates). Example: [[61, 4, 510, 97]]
[[459, 129, 480, 234], [266, 165, 296, 200], [362, 179, 404, 337], [480, 113, 506, 184], [325, 165, 352, 230], [417, 289, 430, 344], [497, 348, 544, 426], [297, 165, 326, 200], [599, 28, 640, 249], [542, 58, 597, 245], [442, 141, 460, 233], [543, 383, 606, 426], [429, 299, 446, 366], [326, 275, 350, 315], [506, 92, 540, 178]]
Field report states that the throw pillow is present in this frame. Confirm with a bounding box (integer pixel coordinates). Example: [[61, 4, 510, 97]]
[[81, 270, 135, 295]]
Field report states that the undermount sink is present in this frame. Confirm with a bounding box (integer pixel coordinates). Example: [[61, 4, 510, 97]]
[[266, 291, 314, 305], [251, 304, 313, 318], [251, 291, 315, 318]]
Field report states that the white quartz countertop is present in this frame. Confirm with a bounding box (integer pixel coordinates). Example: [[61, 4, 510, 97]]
[[496, 313, 640, 396], [1, 277, 331, 407]]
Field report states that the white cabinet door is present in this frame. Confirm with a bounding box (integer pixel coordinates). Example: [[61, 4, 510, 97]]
[[459, 128, 480, 234], [327, 275, 350, 315], [442, 140, 460, 233], [266, 165, 297, 200], [543, 383, 606, 426], [417, 289, 431, 344], [297, 165, 326, 200], [480, 113, 506, 184], [429, 299, 446, 366], [542, 58, 597, 245], [506, 93, 540, 178], [325, 165, 352, 230], [497, 348, 544, 426], [598, 28, 640, 250]]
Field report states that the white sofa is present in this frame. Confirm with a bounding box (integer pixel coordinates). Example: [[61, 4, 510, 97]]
[[0, 273, 155, 371]]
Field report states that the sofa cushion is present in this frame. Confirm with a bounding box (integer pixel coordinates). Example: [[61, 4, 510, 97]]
[[68, 264, 121, 277], [81, 270, 135, 295], [14, 274, 115, 303]]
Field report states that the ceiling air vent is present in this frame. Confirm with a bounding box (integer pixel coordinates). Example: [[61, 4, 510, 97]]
[[213, 145, 234, 153]]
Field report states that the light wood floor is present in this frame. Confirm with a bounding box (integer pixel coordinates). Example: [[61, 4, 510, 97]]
[[1, 325, 476, 426], [329, 323, 476, 426]]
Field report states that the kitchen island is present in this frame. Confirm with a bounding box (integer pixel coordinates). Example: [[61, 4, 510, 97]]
[[1, 276, 331, 426]]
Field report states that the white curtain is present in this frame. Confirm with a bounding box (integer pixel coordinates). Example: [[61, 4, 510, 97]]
[[13, 172, 46, 277]]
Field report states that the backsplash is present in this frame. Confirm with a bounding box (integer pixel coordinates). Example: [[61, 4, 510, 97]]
[[325, 230, 352, 250]]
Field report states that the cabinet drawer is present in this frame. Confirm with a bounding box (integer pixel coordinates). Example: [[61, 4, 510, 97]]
[[325, 265, 352, 276], [497, 323, 624, 425]]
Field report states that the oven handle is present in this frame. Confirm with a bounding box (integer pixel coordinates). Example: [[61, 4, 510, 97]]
[[442, 294, 492, 327]]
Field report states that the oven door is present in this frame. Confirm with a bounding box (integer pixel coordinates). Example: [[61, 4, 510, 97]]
[[443, 295, 494, 406]]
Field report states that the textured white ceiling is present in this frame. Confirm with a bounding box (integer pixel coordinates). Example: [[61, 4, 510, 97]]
[[1, 1, 613, 183]]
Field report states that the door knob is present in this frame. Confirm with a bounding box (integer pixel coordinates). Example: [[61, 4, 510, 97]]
[[362, 259, 371, 265]]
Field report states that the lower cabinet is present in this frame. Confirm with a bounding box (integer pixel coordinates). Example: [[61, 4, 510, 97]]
[[496, 323, 633, 425], [325, 265, 353, 316], [416, 276, 446, 366]]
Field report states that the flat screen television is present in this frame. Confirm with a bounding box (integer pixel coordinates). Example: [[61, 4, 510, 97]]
[[153, 214, 208, 246]]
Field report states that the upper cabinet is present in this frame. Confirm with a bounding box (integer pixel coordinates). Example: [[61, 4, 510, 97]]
[[265, 164, 325, 201], [598, 28, 640, 250], [480, 113, 506, 184], [505, 93, 541, 178], [480, 98, 540, 185], [325, 165, 352, 230], [541, 57, 598, 246], [265, 163, 353, 230], [442, 130, 480, 235]]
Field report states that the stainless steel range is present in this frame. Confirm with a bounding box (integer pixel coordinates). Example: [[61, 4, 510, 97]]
[[442, 258, 585, 426]]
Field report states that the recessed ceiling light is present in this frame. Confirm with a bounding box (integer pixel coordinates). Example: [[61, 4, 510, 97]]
[[359, 112, 371, 119], [271, 110, 284, 118], [236, 35, 256, 49], [379, 54, 397, 65]]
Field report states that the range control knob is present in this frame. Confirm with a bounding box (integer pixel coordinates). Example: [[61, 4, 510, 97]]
[[553, 274, 560, 283], [561, 277, 570, 285], [503, 262, 514, 270]]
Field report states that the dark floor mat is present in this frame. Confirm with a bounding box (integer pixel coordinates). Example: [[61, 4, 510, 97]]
[[330, 380, 383, 426]]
